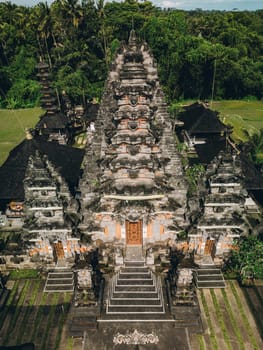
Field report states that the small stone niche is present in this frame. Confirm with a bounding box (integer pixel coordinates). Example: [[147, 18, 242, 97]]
[[174, 268, 195, 306]]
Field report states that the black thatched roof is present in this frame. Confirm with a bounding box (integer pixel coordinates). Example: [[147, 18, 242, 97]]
[[36, 112, 69, 131], [85, 103, 99, 122], [178, 102, 229, 135], [190, 137, 227, 165], [0, 137, 85, 206], [240, 155, 263, 190]]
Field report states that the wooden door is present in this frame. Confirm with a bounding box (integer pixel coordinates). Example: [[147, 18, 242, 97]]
[[53, 241, 64, 260], [204, 238, 215, 258], [126, 220, 143, 245]]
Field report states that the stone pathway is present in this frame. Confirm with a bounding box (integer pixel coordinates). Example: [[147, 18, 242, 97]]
[[125, 246, 144, 261], [83, 323, 190, 350]]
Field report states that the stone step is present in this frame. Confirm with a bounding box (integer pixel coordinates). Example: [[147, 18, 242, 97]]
[[116, 279, 154, 286], [174, 319, 201, 328], [48, 269, 73, 274], [118, 272, 151, 279], [199, 264, 217, 269], [107, 305, 164, 313], [112, 291, 158, 298], [124, 261, 145, 267], [197, 268, 222, 275], [46, 279, 73, 285], [197, 281, 225, 288], [172, 306, 200, 320], [114, 285, 156, 292], [100, 313, 172, 322], [197, 275, 223, 281], [47, 274, 73, 278], [196, 267, 225, 288], [45, 285, 74, 292], [44, 269, 74, 292], [104, 262, 169, 322], [121, 267, 149, 273], [69, 316, 97, 337], [109, 298, 161, 306]]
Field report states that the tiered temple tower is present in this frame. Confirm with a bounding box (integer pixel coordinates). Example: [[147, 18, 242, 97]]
[[36, 61, 69, 144], [36, 61, 58, 115], [189, 152, 248, 262], [78, 31, 188, 251], [23, 151, 80, 264]]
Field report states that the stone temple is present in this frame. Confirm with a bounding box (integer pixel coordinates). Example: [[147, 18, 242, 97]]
[[78, 30, 188, 251], [0, 30, 260, 271], [0, 29, 262, 346]]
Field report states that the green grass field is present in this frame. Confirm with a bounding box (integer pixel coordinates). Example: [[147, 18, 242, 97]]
[[0, 108, 43, 165], [211, 100, 263, 143], [174, 100, 263, 143]]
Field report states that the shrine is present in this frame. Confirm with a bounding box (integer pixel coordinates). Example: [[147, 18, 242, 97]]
[[0, 31, 262, 345], [78, 30, 188, 255]]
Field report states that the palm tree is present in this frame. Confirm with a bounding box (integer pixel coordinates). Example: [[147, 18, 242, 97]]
[[97, 0, 107, 65], [0, 2, 27, 64], [0, 1, 17, 25], [59, 0, 84, 28], [31, 2, 55, 67]]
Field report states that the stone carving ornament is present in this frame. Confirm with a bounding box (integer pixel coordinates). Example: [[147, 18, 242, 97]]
[[128, 145, 140, 155], [128, 120, 138, 130], [113, 329, 159, 345], [130, 95, 138, 106]]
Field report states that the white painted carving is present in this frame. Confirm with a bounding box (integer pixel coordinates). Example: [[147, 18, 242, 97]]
[[113, 329, 159, 345]]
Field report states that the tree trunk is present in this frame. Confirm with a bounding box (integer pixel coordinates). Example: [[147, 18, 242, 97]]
[[44, 34, 52, 68]]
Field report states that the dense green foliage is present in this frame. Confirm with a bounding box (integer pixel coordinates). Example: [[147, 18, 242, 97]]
[[243, 128, 263, 165], [0, 0, 262, 108], [225, 236, 263, 281]]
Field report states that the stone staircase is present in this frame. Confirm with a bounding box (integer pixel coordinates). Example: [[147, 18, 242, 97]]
[[68, 306, 98, 337], [99, 259, 173, 322], [195, 264, 225, 288], [172, 305, 203, 333], [44, 268, 74, 292]]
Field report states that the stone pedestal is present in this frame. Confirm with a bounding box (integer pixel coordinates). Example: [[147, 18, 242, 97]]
[[115, 248, 124, 265], [146, 248, 154, 265], [174, 268, 195, 306]]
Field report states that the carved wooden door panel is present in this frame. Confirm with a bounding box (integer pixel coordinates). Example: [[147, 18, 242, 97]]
[[126, 220, 143, 245], [204, 238, 215, 258], [53, 241, 64, 259]]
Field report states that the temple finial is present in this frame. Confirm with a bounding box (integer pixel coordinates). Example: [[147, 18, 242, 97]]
[[129, 28, 137, 46], [25, 128, 33, 140]]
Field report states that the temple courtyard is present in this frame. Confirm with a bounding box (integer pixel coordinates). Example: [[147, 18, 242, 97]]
[[0, 276, 262, 350]]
